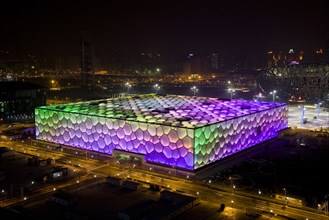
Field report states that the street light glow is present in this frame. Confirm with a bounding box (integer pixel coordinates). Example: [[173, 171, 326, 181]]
[[125, 82, 132, 93], [154, 84, 160, 94], [191, 86, 198, 96], [228, 88, 235, 99], [270, 90, 277, 102]]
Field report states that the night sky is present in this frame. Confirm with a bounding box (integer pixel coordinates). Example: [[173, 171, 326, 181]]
[[1, 0, 328, 63]]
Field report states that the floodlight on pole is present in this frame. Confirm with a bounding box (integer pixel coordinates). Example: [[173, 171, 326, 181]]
[[125, 82, 131, 93], [256, 93, 262, 102], [317, 102, 322, 118], [154, 84, 160, 94], [191, 86, 198, 96], [228, 88, 235, 100], [270, 90, 277, 102]]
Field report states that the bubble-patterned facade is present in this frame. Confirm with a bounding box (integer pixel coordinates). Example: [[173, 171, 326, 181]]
[[35, 94, 288, 171]]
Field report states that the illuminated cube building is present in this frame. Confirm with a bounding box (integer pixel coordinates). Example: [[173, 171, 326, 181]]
[[35, 94, 288, 171]]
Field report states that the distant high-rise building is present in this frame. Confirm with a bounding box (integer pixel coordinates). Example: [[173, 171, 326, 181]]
[[80, 31, 94, 87], [0, 81, 47, 122], [324, 38, 329, 63], [312, 48, 325, 63], [211, 53, 219, 71], [286, 49, 300, 64], [267, 49, 304, 68], [183, 53, 211, 75], [267, 51, 274, 69]]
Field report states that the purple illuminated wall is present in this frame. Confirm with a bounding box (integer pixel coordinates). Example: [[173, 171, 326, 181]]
[[193, 105, 287, 169], [35, 95, 288, 170]]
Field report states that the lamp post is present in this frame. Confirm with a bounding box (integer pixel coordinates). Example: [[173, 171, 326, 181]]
[[125, 82, 131, 94], [51, 80, 55, 88], [1, 189, 5, 206], [283, 188, 287, 200], [228, 88, 235, 100], [154, 84, 160, 94], [301, 105, 305, 124], [317, 102, 322, 118], [256, 93, 262, 102], [191, 86, 198, 96], [229, 176, 234, 193], [270, 90, 277, 102]]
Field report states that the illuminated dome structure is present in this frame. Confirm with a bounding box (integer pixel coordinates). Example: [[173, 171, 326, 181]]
[[35, 94, 288, 171]]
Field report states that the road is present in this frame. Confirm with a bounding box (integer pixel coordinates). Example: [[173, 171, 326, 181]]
[[90, 164, 328, 220], [1, 138, 328, 220]]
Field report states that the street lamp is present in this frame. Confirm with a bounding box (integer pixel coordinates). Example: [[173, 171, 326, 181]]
[[317, 102, 322, 118], [51, 80, 55, 87], [256, 93, 262, 102], [300, 105, 306, 124], [1, 189, 5, 206], [154, 84, 160, 94], [191, 86, 198, 96], [228, 88, 235, 100], [270, 90, 277, 102], [125, 82, 131, 94], [283, 188, 287, 200]]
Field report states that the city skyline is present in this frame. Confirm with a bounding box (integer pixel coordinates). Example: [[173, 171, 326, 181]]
[[0, 0, 328, 67]]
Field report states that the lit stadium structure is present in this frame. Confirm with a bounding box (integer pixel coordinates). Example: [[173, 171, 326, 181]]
[[35, 94, 288, 171], [259, 63, 329, 101]]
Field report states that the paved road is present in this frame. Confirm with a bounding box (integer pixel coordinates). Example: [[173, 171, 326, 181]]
[[1, 138, 328, 219]]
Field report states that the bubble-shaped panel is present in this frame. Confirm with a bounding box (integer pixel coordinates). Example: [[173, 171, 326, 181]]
[[35, 95, 287, 171]]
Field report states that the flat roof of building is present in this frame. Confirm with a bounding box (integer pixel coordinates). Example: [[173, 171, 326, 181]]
[[51, 192, 76, 201], [37, 94, 286, 128], [119, 199, 157, 216]]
